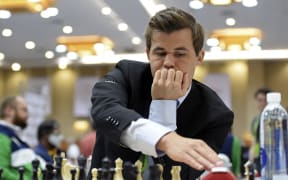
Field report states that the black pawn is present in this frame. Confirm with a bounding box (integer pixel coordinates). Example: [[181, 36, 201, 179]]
[[77, 155, 87, 180], [45, 163, 55, 180], [54, 153, 63, 180], [0, 168, 3, 180], [99, 157, 113, 180], [41, 169, 47, 180], [149, 165, 161, 180], [32, 159, 40, 180], [70, 168, 77, 180], [18, 166, 25, 180], [123, 161, 137, 180]]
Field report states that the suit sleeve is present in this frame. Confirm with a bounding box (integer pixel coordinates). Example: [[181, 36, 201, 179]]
[[90, 61, 142, 144], [200, 108, 234, 152]]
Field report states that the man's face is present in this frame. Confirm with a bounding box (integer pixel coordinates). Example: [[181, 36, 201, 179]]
[[147, 28, 204, 86], [13, 97, 28, 129], [255, 93, 267, 112]]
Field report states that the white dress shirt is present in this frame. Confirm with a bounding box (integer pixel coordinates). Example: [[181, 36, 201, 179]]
[[120, 86, 191, 157]]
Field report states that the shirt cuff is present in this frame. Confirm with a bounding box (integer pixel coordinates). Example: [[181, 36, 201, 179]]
[[149, 100, 177, 130], [120, 118, 172, 157]]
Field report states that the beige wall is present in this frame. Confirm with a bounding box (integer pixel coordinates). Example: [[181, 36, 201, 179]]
[[195, 61, 249, 137], [0, 61, 288, 139], [265, 61, 288, 108]]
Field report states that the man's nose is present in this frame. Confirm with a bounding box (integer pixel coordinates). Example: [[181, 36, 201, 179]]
[[163, 54, 175, 69]]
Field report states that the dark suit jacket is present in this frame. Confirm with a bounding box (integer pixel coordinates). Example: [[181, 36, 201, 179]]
[[90, 60, 234, 179]]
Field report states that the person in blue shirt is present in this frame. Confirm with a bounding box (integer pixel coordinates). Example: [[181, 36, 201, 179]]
[[34, 119, 64, 163]]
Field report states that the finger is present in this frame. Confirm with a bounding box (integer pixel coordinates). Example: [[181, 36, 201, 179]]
[[194, 141, 223, 165], [153, 70, 161, 84], [182, 73, 190, 91], [175, 70, 183, 83], [167, 69, 175, 83], [187, 150, 215, 170], [160, 69, 168, 81], [182, 152, 204, 171]]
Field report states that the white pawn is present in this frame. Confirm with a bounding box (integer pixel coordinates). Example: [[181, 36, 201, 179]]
[[91, 168, 98, 180], [113, 158, 124, 180], [135, 160, 143, 180]]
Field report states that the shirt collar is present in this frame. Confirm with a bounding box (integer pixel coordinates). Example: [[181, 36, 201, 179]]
[[0, 120, 22, 136]]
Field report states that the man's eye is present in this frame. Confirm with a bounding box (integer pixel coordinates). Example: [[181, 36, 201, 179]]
[[174, 53, 186, 57], [155, 52, 166, 57]]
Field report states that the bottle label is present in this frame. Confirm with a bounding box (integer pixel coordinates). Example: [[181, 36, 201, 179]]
[[260, 147, 267, 168]]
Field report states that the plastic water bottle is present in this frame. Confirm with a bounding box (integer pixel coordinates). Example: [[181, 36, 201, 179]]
[[260, 92, 288, 180]]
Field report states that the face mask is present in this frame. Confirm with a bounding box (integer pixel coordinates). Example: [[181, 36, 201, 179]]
[[48, 133, 64, 148]]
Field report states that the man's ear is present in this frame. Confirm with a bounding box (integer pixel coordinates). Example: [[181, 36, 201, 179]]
[[196, 50, 205, 65]]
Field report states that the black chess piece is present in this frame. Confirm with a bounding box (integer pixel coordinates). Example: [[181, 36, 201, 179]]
[[98, 157, 114, 180], [149, 165, 161, 180], [77, 154, 87, 180], [45, 163, 55, 180], [123, 161, 137, 180], [32, 159, 40, 180], [0, 168, 3, 180], [70, 168, 77, 180], [41, 169, 47, 180], [18, 166, 25, 180], [54, 152, 63, 180]]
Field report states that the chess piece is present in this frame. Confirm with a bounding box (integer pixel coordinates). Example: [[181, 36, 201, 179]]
[[134, 160, 143, 180], [18, 166, 24, 180], [170, 166, 181, 180], [32, 159, 40, 180], [41, 169, 47, 180], [149, 165, 161, 180], [123, 161, 138, 180], [77, 154, 87, 180], [70, 168, 77, 180], [156, 164, 163, 180], [91, 168, 98, 180], [62, 159, 79, 180], [113, 158, 124, 180], [98, 157, 113, 180], [45, 163, 55, 180], [54, 152, 63, 180], [61, 158, 67, 178], [0, 168, 3, 180]]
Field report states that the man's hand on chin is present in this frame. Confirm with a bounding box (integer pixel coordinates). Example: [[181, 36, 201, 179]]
[[151, 69, 190, 100]]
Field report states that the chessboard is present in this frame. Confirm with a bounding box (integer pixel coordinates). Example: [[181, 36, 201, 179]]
[[0, 152, 182, 180]]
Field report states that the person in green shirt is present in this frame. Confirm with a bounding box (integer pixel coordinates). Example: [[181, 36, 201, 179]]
[[250, 88, 271, 174], [0, 96, 45, 179]]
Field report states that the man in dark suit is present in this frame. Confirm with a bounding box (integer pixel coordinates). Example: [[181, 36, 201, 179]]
[[90, 7, 233, 179]]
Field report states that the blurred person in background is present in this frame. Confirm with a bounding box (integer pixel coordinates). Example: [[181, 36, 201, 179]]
[[249, 87, 272, 174], [78, 122, 96, 158], [34, 119, 64, 163], [220, 128, 241, 177], [0, 96, 45, 179], [66, 142, 81, 165]]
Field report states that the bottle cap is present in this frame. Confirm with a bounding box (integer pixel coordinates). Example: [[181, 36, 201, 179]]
[[267, 92, 281, 103]]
